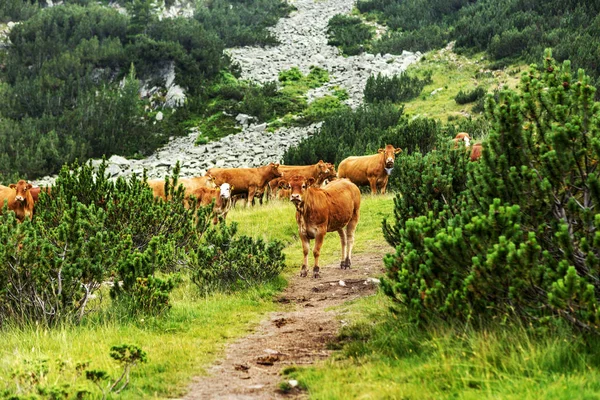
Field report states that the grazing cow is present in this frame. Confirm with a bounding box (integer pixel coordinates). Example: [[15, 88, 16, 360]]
[[189, 183, 233, 224], [207, 163, 282, 206], [148, 175, 215, 200], [452, 132, 471, 148], [288, 175, 361, 278], [337, 145, 402, 194], [470, 143, 483, 161], [0, 180, 35, 221]]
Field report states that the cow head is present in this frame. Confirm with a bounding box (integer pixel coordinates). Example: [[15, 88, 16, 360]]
[[269, 162, 283, 178], [454, 132, 471, 148], [289, 175, 315, 208], [219, 183, 232, 200], [10, 180, 32, 203], [378, 145, 402, 169], [206, 174, 217, 188], [278, 180, 290, 190]]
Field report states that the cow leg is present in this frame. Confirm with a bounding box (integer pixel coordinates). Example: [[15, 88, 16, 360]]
[[380, 176, 389, 194], [247, 186, 256, 207], [300, 234, 310, 277], [368, 178, 378, 195], [338, 228, 348, 269], [344, 218, 359, 269], [312, 231, 325, 278]]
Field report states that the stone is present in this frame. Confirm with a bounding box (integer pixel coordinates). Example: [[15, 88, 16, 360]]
[[108, 155, 130, 167]]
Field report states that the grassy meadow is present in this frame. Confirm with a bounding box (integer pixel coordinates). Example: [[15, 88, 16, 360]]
[[0, 194, 395, 398]]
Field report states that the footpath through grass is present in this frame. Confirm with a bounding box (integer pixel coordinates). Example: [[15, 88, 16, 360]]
[[0, 195, 394, 398]]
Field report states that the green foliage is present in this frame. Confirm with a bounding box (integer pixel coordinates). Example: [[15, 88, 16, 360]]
[[283, 104, 443, 174], [354, 0, 600, 99], [188, 222, 286, 293], [327, 14, 374, 56], [364, 72, 432, 104], [0, 159, 285, 327], [303, 95, 348, 123], [86, 344, 148, 397], [454, 86, 486, 105], [279, 66, 330, 92], [0, 0, 292, 180], [194, 0, 294, 47], [382, 51, 600, 331], [0, 0, 38, 22]]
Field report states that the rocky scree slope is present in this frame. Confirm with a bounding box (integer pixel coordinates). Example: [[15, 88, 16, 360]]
[[31, 0, 420, 186]]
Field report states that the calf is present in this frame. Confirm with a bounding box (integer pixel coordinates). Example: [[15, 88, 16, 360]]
[[0, 180, 35, 222], [338, 144, 401, 194], [288, 175, 361, 278], [189, 183, 233, 224]]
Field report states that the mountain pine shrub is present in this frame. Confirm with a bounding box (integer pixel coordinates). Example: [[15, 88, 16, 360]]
[[383, 51, 600, 331]]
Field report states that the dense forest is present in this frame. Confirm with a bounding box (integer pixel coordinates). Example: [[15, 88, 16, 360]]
[[0, 0, 293, 182]]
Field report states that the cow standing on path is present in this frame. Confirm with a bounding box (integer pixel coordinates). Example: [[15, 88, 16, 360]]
[[337, 145, 402, 194], [0, 180, 35, 222], [288, 175, 361, 278]]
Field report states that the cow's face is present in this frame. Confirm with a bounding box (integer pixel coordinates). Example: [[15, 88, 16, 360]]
[[289, 176, 315, 206], [325, 163, 337, 179], [206, 174, 217, 188], [378, 145, 402, 168], [454, 132, 471, 147], [219, 183, 232, 199], [317, 160, 329, 175], [269, 162, 283, 178], [10, 180, 32, 203], [278, 180, 290, 190]]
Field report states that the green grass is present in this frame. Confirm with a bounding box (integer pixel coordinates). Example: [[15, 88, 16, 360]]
[[285, 293, 600, 399], [0, 195, 395, 398], [401, 49, 523, 122], [0, 279, 285, 398]]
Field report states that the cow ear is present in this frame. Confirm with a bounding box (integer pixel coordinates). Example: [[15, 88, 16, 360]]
[[395, 148, 402, 154], [307, 178, 315, 186], [26, 183, 32, 190], [378, 148, 384, 153], [319, 160, 324, 163], [231, 185, 234, 191], [273, 163, 280, 168], [9, 184, 16, 189]]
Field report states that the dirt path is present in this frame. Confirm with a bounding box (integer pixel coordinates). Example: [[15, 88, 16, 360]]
[[181, 253, 384, 399]]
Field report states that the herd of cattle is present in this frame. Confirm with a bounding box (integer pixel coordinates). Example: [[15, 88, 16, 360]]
[[0, 133, 481, 277]]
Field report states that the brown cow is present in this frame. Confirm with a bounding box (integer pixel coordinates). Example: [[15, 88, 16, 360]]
[[30, 186, 52, 203], [148, 175, 215, 200], [0, 180, 35, 222], [269, 161, 335, 199], [288, 176, 361, 278], [452, 132, 471, 148], [337, 145, 402, 194], [207, 163, 282, 206], [470, 143, 483, 161], [188, 183, 233, 224]]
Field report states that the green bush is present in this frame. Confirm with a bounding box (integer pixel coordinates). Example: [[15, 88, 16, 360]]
[[188, 223, 286, 293], [0, 160, 286, 326], [327, 14, 374, 56], [364, 72, 432, 104], [302, 95, 348, 123], [382, 52, 600, 331], [454, 86, 486, 105]]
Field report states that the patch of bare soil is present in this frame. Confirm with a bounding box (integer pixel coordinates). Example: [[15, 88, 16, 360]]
[[181, 253, 385, 399]]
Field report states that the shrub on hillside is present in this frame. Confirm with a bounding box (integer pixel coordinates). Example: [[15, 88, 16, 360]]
[[364, 72, 432, 104], [0, 160, 286, 326], [382, 52, 600, 331], [188, 223, 286, 293], [454, 86, 486, 105], [326, 14, 374, 56]]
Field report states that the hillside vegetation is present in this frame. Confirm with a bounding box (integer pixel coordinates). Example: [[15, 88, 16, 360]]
[[0, 0, 294, 182], [327, 0, 600, 98]]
